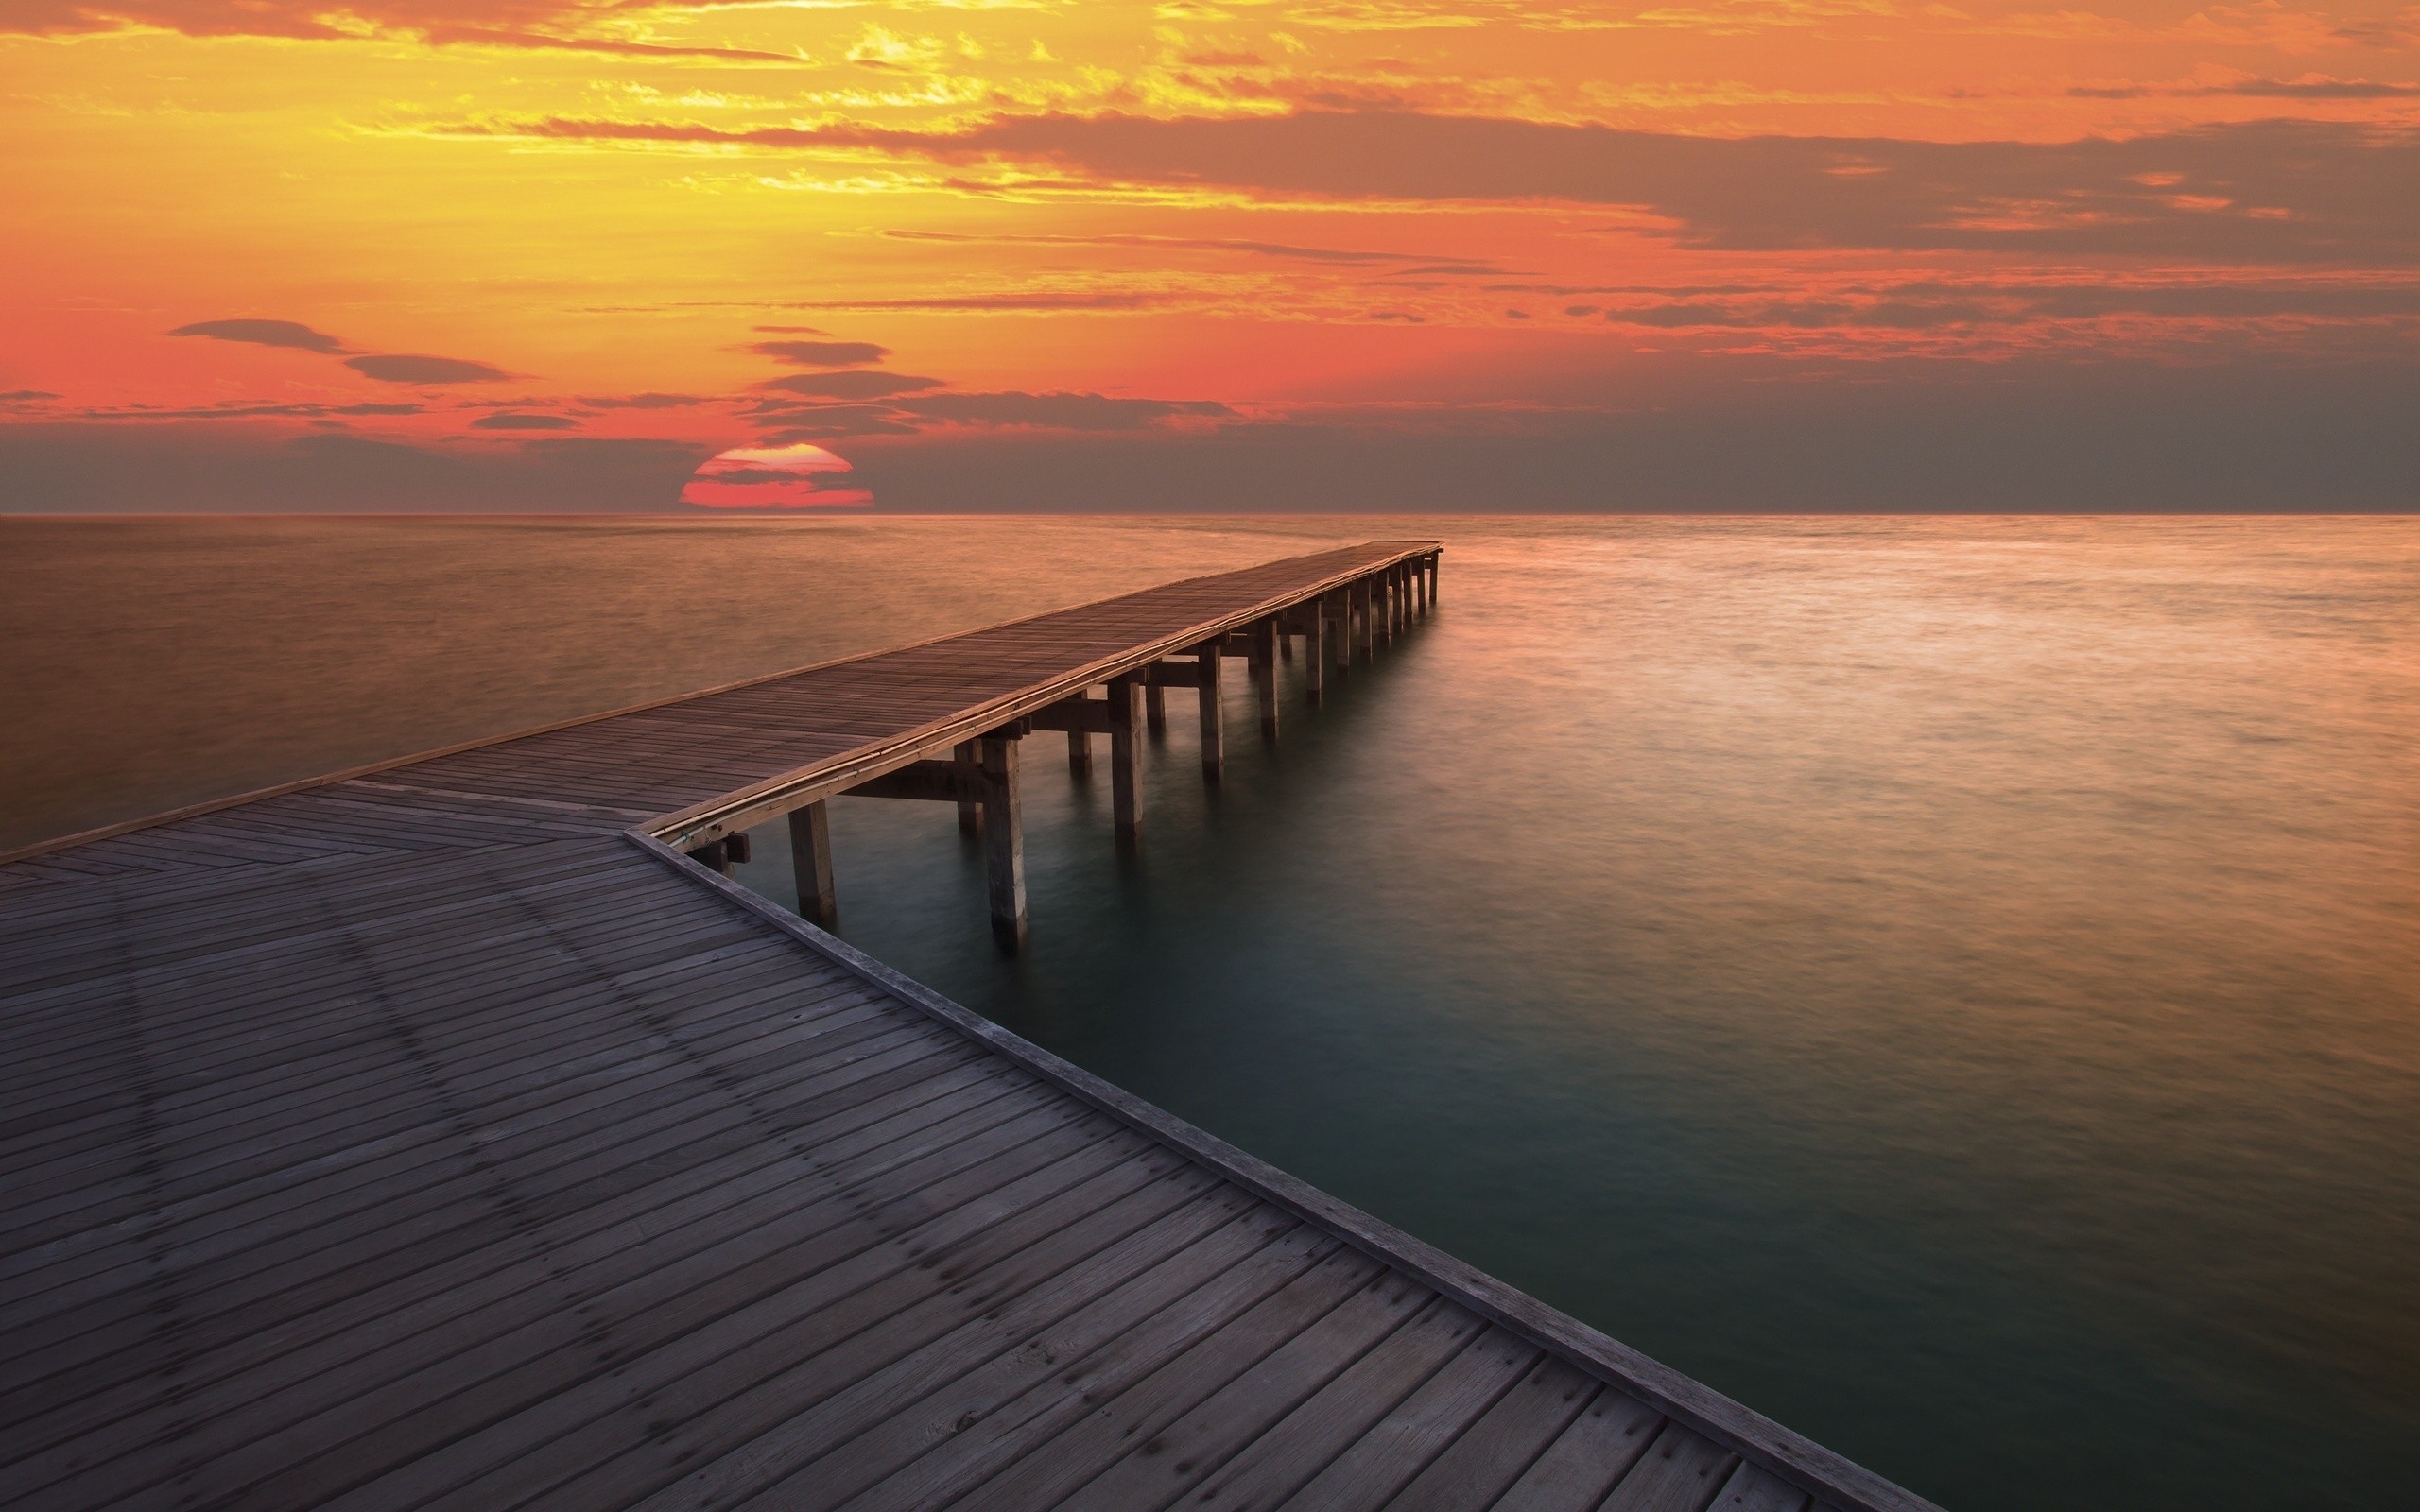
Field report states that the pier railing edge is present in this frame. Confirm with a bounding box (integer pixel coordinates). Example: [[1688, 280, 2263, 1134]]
[[626, 829, 1948, 1512], [640, 540, 1442, 851]]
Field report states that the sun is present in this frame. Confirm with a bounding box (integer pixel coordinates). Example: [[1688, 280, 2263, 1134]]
[[680, 443, 873, 509]]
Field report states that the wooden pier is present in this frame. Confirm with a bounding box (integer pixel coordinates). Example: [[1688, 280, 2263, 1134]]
[[0, 542, 1941, 1512]]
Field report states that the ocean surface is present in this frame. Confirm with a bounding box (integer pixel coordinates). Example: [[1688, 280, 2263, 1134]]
[[6, 514, 2416, 1508]]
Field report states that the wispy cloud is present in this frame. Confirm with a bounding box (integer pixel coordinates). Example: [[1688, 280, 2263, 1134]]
[[169, 318, 351, 354], [343, 353, 514, 384], [473, 110, 2420, 263], [750, 339, 890, 366]]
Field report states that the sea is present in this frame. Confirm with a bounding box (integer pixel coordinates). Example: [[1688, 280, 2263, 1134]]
[[5, 513, 2415, 1508]]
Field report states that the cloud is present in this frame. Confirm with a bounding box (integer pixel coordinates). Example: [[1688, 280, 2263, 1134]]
[[2072, 77, 2420, 100], [0, 390, 61, 402], [63, 401, 428, 421], [882, 229, 1498, 268], [770, 292, 1169, 312], [821, 358, 2420, 511], [343, 352, 514, 384], [738, 388, 1236, 438], [750, 339, 890, 367], [414, 26, 806, 63], [1591, 280, 2420, 327], [492, 110, 2420, 263], [752, 324, 832, 335], [164, 320, 517, 387], [756, 372, 945, 399], [168, 318, 350, 354], [470, 411, 578, 429], [13, 355, 2420, 511], [577, 392, 708, 409], [744, 404, 921, 440], [0, 422, 712, 511], [0, 2, 805, 59], [891, 391, 1235, 430]]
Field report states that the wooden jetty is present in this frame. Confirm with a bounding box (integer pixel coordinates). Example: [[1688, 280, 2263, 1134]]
[[0, 541, 1942, 1512]]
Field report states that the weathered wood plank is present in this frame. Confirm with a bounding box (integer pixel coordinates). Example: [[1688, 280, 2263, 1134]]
[[1599, 1423, 1740, 1512], [1488, 1389, 1667, 1512]]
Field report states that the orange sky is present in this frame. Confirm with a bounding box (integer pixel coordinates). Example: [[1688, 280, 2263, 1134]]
[[3, 0, 2416, 508]]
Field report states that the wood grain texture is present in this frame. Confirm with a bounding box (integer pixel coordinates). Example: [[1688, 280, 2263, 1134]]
[[0, 541, 1943, 1512]]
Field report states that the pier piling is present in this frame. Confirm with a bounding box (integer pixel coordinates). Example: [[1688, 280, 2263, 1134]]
[[1197, 640, 1225, 781], [788, 800, 837, 924], [1253, 619, 1280, 742], [978, 733, 1027, 950], [1109, 674, 1144, 848]]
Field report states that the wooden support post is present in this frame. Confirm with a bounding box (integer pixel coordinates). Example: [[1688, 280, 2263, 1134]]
[[1428, 552, 1440, 604], [787, 801, 836, 925], [953, 740, 981, 835], [1066, 727, 1092, 780], [1325, 592, 1349, 681], [689, 839, 730, 874], [978, 734, 1027, 951], [1109, 675, 1143, 849], [1413, 558, 1426, 615], [1354, 578, 1374, 663], [1197, 642, 1225, 782], [1278, 627, 1293, 665], [1305, 602, 1326, 706], [1253, 618, 1280, 742], [1146, 682, 1167, 735]]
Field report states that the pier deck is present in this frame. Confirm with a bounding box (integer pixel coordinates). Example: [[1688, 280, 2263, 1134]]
[[0, 543, 1939, 1512]]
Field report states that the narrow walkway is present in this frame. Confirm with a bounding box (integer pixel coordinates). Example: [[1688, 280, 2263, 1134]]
[[0, 544, 1941, 1512]]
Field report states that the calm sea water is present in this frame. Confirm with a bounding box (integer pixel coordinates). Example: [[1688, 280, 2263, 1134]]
[[7, 515, 2416, 1507]]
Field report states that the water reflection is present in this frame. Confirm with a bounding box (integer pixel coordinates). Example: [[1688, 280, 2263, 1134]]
[[729, 519, 2420, 1510]]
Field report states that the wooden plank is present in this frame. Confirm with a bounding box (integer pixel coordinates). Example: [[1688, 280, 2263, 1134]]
[[835, 1242, 1381, 1512], [983, 1263, 1436, 1512], [1173, 1301, 1491, 1512], [1380, 1355, 1601, 1512], [650, 1215, 1353, 1512], [1487, 1389, 1665, 1512], [2, 1078, 1070, 1485], [1599, 1423, 1740, 1512], [2, 1008, 979, 1332], [1711, 1462, 1815, 1512], [318, 1161, 1239, 1512], [0, 975, 906, 1254], [2, 1070, 1062, 1457], [845, 760, 977, 803], [1275, 1325, 1542, 1512]]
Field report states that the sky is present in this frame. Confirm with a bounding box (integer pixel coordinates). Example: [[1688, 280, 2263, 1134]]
[[2, 0, 2416, 510]]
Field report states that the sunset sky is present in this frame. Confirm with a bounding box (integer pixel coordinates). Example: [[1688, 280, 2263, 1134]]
[[4, 0, 2416, 509]]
